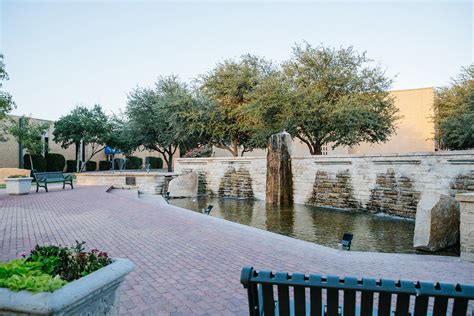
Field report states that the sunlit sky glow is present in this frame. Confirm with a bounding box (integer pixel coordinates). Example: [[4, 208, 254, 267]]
[[1, 0, 472, 120]]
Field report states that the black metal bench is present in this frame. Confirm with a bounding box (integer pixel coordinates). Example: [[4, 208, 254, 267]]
[[34, 171, 73, 192], [240, 267, 474, 316]]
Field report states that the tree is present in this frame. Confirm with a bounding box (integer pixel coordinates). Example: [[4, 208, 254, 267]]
[[126, 76, 198, 171], [199, 54, 275, 156], [0, 54, 15, 141], [252, 43, 399, 155], [434, 65, 474, 150], [8, 116, 49, 170], [53, 105, 111, 172]]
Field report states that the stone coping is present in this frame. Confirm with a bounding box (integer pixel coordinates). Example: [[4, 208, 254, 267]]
[[175, 150, 474, 162], [76, 171, 179, 177], [456, 192, 474, 203], [0, 258, 134, 314]]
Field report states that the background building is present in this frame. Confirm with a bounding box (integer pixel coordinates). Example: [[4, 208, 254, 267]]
[[0, 115, 168, 170]]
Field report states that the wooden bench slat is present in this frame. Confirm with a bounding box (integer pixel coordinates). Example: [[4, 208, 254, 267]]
[[343, 277, 357, 316], [326, 276, 339, 315], [292, 273, 306, 316], [433, 296, 448, 316], [452, 297, 468, 315], [249, 282, 260, 316], [275, 272, 290, 316], [309, 275, 322, 316], [260, 271, 275, 316], [361, 278, 376, 315]]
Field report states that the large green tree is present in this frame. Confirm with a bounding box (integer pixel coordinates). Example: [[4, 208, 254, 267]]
[[0, 54, 15, 141], [199, 54, 275, 156], [126, 76, 199, 171], [53, 105, 111, 172], [252, 43, 399, 155], [434, 65, 474, 150], [8, 116, 49, 170]]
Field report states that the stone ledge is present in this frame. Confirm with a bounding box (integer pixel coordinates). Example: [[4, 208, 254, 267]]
[[456, 192, 474, 203]]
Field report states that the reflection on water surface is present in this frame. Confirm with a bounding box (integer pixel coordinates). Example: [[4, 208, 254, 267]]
[[169, 197, 457, 255]]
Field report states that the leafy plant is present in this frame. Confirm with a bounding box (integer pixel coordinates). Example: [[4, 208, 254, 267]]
[[7, 175, 28, 178], [0, 259, 67, 293]]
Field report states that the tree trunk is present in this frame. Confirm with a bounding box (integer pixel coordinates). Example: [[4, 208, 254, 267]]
[[232, 138, 238, 157], [29, 154, 34, 172], [76, 142, 81, 172], [311, 143, 323, 155]]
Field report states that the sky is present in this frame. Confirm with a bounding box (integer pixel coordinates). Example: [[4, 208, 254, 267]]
[[0, 0, 472, 120]]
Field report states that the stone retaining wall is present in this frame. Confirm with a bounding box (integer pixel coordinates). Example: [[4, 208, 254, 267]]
[[76, 171, 179, 195], [174, 151, 474, 218]]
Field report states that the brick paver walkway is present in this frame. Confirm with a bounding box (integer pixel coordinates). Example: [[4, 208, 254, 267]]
[[0, 186, 473, 315]]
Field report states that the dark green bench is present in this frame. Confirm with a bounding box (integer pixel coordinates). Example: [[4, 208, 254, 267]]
[[34, 172, 73, 192], [241, 267, 474, 316]]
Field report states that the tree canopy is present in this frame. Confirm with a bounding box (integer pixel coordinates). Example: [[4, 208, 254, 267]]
[[126, 76, 199, 171], [198, 54, 275, 156], [53, 105, 110, 171], [434, 64, 474, 150], [0, 54, 15, 141], [251, 43, 399, 155], [8, 116, 49, 170]]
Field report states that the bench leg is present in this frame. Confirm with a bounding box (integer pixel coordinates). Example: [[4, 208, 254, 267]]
[[45, 183, 48, 193], [36, 183, 39, 193], [63, 181, 65, 189]]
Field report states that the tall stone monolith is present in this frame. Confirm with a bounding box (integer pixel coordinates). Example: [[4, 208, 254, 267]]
[[266, 131, 293, 205]]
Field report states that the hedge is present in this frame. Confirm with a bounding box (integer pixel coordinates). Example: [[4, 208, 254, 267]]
[[23, 154, 46, 172], [85, 160, 97, 171], [146, 156, 163, 169], [45, 153, 66, 172], [125, 156, 143, 170], [66, 160, 77, 173], [99, 160, 112, 171]]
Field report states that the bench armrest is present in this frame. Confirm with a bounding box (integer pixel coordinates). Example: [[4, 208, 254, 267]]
[[64, 175, 73, 181]]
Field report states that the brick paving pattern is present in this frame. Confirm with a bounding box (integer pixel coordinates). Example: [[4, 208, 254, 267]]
[[0, 186, 473, 315]]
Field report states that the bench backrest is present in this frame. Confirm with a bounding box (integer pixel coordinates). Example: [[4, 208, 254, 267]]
[[34, 172, 65, 181], [240, 267, 474, 316]]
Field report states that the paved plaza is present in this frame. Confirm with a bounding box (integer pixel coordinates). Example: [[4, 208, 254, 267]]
[[0, 186, 473, 315]]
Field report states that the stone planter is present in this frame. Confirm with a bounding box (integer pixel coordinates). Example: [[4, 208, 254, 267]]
[[0, 258, 134, 315], [4, 177, 33, 195]]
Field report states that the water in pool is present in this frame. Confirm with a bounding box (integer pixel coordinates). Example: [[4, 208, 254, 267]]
[[169, 197, 458, 255]]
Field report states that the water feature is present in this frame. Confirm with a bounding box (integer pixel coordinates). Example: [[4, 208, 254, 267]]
[[169, 197, 458, 255]]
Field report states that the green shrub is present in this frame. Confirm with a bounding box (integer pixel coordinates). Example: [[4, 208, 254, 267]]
[[45, 153, 66, 172], [7, 175, 28, 178], [85, 160, 97, 171], [99, 160, 111, 171], [146, 156, 163, 169], [125, 156, 143, 169], [66, 160, 77, 173], [23, 154, 46, 172]]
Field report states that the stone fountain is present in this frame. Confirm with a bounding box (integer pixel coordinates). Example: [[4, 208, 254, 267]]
[[266, 131, 293, 205]]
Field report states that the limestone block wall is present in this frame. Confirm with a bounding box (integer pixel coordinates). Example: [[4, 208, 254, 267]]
[[174, 157, 267, 200], [456, 193, 474, 262], [174, 150, 474, 218]]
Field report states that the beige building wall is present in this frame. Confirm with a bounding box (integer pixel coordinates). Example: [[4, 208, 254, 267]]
[[348, 87, 435, 155], [213, 87, 436, 158]]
